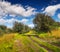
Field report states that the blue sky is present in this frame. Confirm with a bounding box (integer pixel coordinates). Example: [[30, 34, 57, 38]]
[[0, 0, 60, 28]]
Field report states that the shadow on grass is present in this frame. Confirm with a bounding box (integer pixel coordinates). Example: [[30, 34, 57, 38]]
[[22, 35, 39, 38]]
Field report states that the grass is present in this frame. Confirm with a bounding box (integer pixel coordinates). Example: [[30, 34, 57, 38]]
[[0, 28, 60, 52], [0, 34, 15, 52], [31, 36, 60, 52], [23, 36, 48, 52], [0, 33, 48, 52], [51, 29, 60, 38]]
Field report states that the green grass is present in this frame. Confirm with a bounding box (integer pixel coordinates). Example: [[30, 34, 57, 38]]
[[0, 33, 48, 52], [23, 36, 48, 52], [31, 36, 60, 52], [15, 34, 48, 52], [0, 33, 60, 52]]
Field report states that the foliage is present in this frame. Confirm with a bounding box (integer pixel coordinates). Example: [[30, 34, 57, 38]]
[[13, 21, 31, 34], [6, 28, 13, 33], [0, 25, 13, 35], [13, 22, 23, 33], [33, 13, 57, 33], [0, 25, 7, 35]]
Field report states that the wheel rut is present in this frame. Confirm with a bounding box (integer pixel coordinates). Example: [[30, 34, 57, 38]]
[[28, 36, 53, 52]]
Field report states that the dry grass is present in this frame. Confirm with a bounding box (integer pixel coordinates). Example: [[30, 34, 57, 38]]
[[47, 29, 60, 38], [51, 29, 60, 37]]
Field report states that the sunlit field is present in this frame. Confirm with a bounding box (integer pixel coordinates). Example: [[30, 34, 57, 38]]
[[0, 29, 60, 52]]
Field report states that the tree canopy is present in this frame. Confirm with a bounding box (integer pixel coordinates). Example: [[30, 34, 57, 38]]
[[33, 13, 57, 32], [13, 21, 31, 34]]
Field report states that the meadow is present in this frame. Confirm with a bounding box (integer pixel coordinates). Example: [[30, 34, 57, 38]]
[[0, 29, 60, 52]]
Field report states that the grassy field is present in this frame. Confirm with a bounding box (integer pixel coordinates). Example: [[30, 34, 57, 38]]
[[0, 31, 60, 52]]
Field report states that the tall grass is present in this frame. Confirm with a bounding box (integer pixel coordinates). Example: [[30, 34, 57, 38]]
[[31, 36, 60, 52]]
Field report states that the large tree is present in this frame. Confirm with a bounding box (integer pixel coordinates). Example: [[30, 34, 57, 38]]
[[33, 13, 56, 32]]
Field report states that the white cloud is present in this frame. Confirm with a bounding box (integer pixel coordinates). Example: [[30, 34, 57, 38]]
[[0, 18, 30, 28], [9, 14, 16, 17], [28, 24, 34, 28], [0, 18, 20, 25], [0, 1, 37, 18], [0, 0, 37, 28], [0, 18, 29, 26], [20, 19, 28, 23], [58, 14, 60, 19], [0, 18, 6, 24], [43, 4, 60, 16], [6, 18, 18, 24]]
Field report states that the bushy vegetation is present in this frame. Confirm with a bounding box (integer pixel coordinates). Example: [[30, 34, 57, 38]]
[[0, 22, 31, 35], [33, 13, 60, 33], [13, 21, 31, 34], [0, 25, 13, 35]]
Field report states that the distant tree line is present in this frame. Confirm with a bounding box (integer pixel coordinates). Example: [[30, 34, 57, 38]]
[[0, 22, 31, 35], [0, 13, 60, 35], [13, 21, 31, 34], [0, 25, 13, 35]]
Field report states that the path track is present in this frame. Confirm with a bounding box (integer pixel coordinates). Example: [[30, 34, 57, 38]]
[[28, 36, 53, 52]]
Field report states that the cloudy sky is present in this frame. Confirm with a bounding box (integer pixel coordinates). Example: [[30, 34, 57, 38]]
[[0, 0, 60, 28]]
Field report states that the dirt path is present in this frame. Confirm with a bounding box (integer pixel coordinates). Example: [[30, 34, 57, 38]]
[[50, 42, 60, 48], [35, 36, 60, 48], [25, 37, 42, 52], [28, 36, 53, 52]]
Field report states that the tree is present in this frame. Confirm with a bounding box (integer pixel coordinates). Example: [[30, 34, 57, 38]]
[[0, 25, 7, 35], [23, 25, 31, 33], [56, 22, 60, 27], [13, 22, 24, 34], [33, 13, 56, 33], [13, 21, 30, 34], [6, 28, 13, 33], [0, 25, 7, 30]]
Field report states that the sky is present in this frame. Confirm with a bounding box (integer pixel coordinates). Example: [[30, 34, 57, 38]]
[[0, 0, 60, 28]]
